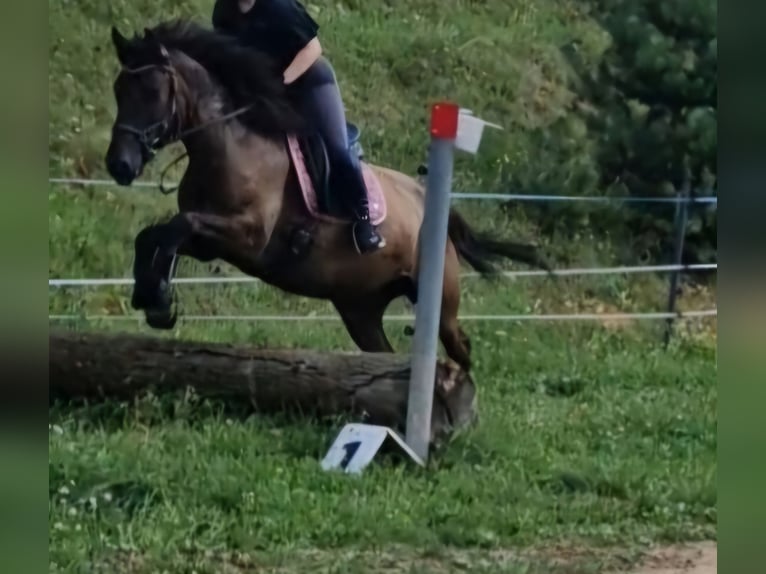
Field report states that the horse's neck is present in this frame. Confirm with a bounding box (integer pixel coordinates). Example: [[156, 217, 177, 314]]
[[173, 64, 293, 242], [178, 101, 291, 247], [182, 118, 290, 192]]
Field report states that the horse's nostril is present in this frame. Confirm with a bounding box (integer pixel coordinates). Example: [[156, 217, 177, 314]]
[[107, 157, 135, 185]]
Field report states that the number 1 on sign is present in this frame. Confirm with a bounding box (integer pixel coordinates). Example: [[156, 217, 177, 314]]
[[320, 423, 422, 474], [320, 424, 391, 474], [340, 441, 362, 470]]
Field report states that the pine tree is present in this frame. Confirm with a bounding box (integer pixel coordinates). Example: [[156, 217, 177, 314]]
[[565, 0, 717, 262]]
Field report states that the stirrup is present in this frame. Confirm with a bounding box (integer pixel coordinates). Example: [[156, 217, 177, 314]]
[[351, 220, 386, 254]]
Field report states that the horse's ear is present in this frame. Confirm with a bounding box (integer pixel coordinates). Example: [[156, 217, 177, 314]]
[[111, 26, 131, 64], [143, 27, 170, 64]]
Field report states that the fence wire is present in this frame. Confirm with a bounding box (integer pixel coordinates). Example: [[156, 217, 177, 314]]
[[49, 309, 717, 323], [48, 263, 717, 288], [48, 177, 718, 204]]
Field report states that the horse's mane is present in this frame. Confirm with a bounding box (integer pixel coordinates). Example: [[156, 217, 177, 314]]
[[127, 19, 305, 136]]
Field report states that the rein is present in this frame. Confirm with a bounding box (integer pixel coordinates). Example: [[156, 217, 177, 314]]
[[158, 105, 255, 195], [115, 63, 254, 194]]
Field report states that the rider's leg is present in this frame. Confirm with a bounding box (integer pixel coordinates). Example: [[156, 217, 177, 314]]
[[297, 60, 385, 253]]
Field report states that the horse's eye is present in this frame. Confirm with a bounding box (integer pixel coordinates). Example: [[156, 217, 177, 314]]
[[145, 85, 161, 101], [139, 74, 162, 100]]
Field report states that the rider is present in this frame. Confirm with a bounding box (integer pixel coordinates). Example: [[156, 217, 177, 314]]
[[212, 0, 385, 254]]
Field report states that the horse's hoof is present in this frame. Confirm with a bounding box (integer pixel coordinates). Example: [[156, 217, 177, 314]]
[[156, 280, 174, 308], [131, 286, 151, 310], [404, 325, 415, 336], [133, 275, 174, 309], [132, 290, 174, 314], [145, 308, 177, 330]]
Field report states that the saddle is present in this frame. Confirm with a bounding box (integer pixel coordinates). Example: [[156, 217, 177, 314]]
[[286, 122, 386, 226]]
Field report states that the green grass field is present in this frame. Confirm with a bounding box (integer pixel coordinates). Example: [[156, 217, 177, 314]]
[[49, 1, 716, 571]]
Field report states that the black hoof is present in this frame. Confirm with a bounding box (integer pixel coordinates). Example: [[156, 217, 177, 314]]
[[132, 276, 174, 312], [131, 290, 150, 311], [145, 307, 177, 330], [404, 325, 415, 336]]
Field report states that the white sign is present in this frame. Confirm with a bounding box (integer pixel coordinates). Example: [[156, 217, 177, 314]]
[[455, 108, 503, 154], [321, 423, 424, 474]]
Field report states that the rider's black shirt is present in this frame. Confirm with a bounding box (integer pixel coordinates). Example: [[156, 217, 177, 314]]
[[212, 0, 320, 71]]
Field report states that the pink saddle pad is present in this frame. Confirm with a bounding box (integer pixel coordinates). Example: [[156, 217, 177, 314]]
[[286, 135, 386, 225]]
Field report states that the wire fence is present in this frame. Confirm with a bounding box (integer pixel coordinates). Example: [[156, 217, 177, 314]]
[[48, 263, 717, 288], [48, 176, 717, 333], [49, 309, 717, 324], [48, 177, 718, 205]]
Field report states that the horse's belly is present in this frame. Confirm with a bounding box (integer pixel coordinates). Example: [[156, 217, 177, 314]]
[[261, 252, 401, 301], [217, 219, 412, 301]]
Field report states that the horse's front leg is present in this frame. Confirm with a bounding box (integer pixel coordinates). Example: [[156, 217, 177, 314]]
[[131, 221, 183, 329], [131, 212, 258, 329]]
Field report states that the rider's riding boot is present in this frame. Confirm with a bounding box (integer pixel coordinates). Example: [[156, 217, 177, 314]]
[[351, 204, 386, 254], [344, 154, 385, 253]]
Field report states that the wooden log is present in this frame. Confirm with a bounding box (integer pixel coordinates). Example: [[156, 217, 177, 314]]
[[49, 330, 477, 446]]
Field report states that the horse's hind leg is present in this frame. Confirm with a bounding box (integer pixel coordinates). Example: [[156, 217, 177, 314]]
[[334, 299, 394, 353], [439, 243, 472, 371]]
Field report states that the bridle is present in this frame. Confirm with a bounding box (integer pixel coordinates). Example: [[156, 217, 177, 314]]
[[114, 63, 180, 162], [113, 61, 254, 193]]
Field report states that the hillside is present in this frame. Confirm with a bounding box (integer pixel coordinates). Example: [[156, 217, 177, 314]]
[[49, 0, 606, 191]]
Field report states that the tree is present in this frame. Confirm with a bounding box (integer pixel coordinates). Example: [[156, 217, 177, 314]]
[[564, 0, 717, 263]]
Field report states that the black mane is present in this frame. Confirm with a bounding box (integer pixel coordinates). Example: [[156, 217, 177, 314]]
[[127, 19, 305, 136]]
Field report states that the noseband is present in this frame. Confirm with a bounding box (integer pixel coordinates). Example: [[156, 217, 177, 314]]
[[115, 64, 180, 161]]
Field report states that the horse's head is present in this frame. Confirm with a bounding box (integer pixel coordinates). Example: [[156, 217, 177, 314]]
[[105, 26, 179, 186]]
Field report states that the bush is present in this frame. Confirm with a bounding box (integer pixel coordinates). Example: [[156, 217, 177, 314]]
[[562, 0, 717, 264]]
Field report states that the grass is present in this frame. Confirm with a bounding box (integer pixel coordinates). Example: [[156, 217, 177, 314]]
[[48, 183, 717, 572], [49, 0, 716, 571], [49, 319, 716, 572]]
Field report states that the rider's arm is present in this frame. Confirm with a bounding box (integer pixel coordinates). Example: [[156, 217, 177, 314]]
[[212, 0, 321, 81], [283, 36, 322, 84], [276, 0, 321, 83]]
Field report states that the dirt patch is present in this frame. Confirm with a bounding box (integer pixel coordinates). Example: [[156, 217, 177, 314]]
[[88, 542, 717, 573], [623, 542, 716, 574]]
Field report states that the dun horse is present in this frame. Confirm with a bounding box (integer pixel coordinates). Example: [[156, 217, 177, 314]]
[[105, 21, 549, 372]]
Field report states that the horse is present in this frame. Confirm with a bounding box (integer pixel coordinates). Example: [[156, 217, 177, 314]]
[[104, 20, 549, 373]]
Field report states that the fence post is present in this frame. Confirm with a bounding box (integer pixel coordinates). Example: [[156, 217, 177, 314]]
[[663, 177, 691, 346], [405, 102, 459, 462]]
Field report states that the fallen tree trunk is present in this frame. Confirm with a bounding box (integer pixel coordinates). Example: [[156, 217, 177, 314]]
[[50, 330, 477, 445]]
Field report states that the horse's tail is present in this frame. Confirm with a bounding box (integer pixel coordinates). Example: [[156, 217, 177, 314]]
[[447, 210, 552, 278]]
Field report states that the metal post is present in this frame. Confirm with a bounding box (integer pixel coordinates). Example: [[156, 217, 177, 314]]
[[405, 102, 460, 461], [663, 178, 691, 347]]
